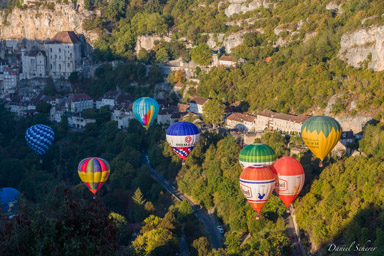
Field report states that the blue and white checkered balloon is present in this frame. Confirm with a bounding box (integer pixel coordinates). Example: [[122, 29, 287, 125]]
[[25, 124, 55, 156]]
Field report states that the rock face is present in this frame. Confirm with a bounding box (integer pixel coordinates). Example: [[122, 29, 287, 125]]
[[205, 29, 263, 53], [335, 115, 373, 133], [0, 2, 99, 45], [223, 0, 276, 17], [135, 35, 172, 53], [338, 25, 384, 71]]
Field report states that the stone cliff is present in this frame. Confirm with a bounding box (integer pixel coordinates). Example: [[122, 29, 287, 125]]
[[338, 25, 384, 71], [223, 0, 276, 17], [0, 2, 99, 45]]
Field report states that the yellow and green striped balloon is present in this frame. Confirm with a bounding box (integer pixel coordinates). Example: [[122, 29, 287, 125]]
[[301, 116, 341, 165], [239, 143, 277, 169]]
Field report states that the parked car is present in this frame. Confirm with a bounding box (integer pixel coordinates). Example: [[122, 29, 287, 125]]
[[217, 226, 224, 234]]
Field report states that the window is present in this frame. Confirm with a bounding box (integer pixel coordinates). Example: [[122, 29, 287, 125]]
[[50, 48, 52, 52], [67, 63, 70, 68], [55, 55, 57, 59], [59, 48, 61, 53], [59, 64, 61, 70]]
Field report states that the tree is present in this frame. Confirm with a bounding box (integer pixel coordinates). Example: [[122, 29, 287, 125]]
[[138, 49, 151, 64], [148, 65, 163, 84], [102, 121, 118, 141], [144, 201, 156, 214], [191, 44, 212, 66], [132, 187, 147, 222], [155, 47, 169, 63], [178, 200, 193, 221], [202, 99, 224, 127], [105, 0, 126, 21], [145, 0, 162, 14], [133, 187, 146, 205], [36, 102, 52, 113], [192, 237, 210, 256]]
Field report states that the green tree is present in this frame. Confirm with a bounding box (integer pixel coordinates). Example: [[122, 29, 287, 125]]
[[202, 99, 224, 127], [156, 47, 169, 63], [192, 237, 210, 256], [36, 102, 52, 113], [178, 200, 193, 222], [191, 44, 212, 66]]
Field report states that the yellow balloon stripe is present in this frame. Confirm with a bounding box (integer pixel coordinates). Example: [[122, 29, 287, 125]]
[[301, 128, 341, 161], [78, 171, 110, 183]]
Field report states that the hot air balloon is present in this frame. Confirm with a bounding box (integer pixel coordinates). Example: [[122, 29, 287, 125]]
[[239, 143, 276, 169], [0, 187, 20, 216], [132, 97, 159, 130], [25, 124, 54, 159], [166, 122, 200, 161], [78, 157, 110, 197], [274, 157, 305, 211], [239, 166, 275, 219], [301, 116, 341, 167]]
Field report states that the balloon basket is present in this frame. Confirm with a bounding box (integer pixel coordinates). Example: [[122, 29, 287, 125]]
[[40, 159, 43, 164], [319, 161, 323, 168], [286, 208, 290, 214], [256, 214, 260, 220], [93, 196, 96, 200]]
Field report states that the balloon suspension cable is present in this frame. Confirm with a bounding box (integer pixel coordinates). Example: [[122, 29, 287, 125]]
[[319, 161, 323, 168]]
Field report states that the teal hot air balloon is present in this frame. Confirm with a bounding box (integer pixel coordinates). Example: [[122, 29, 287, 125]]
[[132, 97, 159, 130], [239, 143, 277, 169]]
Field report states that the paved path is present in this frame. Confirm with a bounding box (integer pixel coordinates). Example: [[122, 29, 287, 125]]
[[142, 153, 223, 250], [284, 206, 306, 256]]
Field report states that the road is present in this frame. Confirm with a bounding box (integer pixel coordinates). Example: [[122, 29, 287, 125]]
[[142, 153, 223, 250], [284, 206, 306, 256]]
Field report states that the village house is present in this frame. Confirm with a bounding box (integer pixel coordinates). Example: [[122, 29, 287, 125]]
[[226, 112, 257, 132], [111, 103, 134, 129], [189, 96, 208, 115], [255, 110, 310, 133], [96, 90, 133, 110], [45, 31, 82, 79], [340, 130, 354, 145], [65, 93, 93, 113], [2, 65, 19, 95], [177, 103, 190, 113], [21, 48, 47, 79], [68, 115, 96, 129], [219, 56, 237, 67]]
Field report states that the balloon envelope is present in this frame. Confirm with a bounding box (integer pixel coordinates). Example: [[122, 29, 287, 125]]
[[301, 116, 341, 162], [166, 122, 200, 161], [0, 187, 20, 215], [274, 157, 305, 208], [78, 157, 110, 195], [239, 166, 275, 216], [132, 97, 159, 130], [239, 143, 276, 169], [25, 124, 54, 156]]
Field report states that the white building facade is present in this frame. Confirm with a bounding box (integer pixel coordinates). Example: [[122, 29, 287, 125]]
[[45, 31, 82, 79], [21, 49, 47, 79]]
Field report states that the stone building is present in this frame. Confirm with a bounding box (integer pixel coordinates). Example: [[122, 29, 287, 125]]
[[45, 31, 82, 79], [3, 66, 19, 95], [65, 93, 93, 113], [21, 49, 47, 79], [226, 112, 256, 132], [219, 56, 237, 67], [254, 110, 310, 133], [189, 96, 209, 115]]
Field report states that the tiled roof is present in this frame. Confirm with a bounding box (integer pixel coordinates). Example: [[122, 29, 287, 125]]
[[69, 93, 92, 102], [341, 131, 354, 139], [219, 56, 236, 62], [190, 96, 208, 105], [178, 103, 190, 113], [48, 31, 81, 44], [258, 110, 310, 123], [227, 113, 256, 122]]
